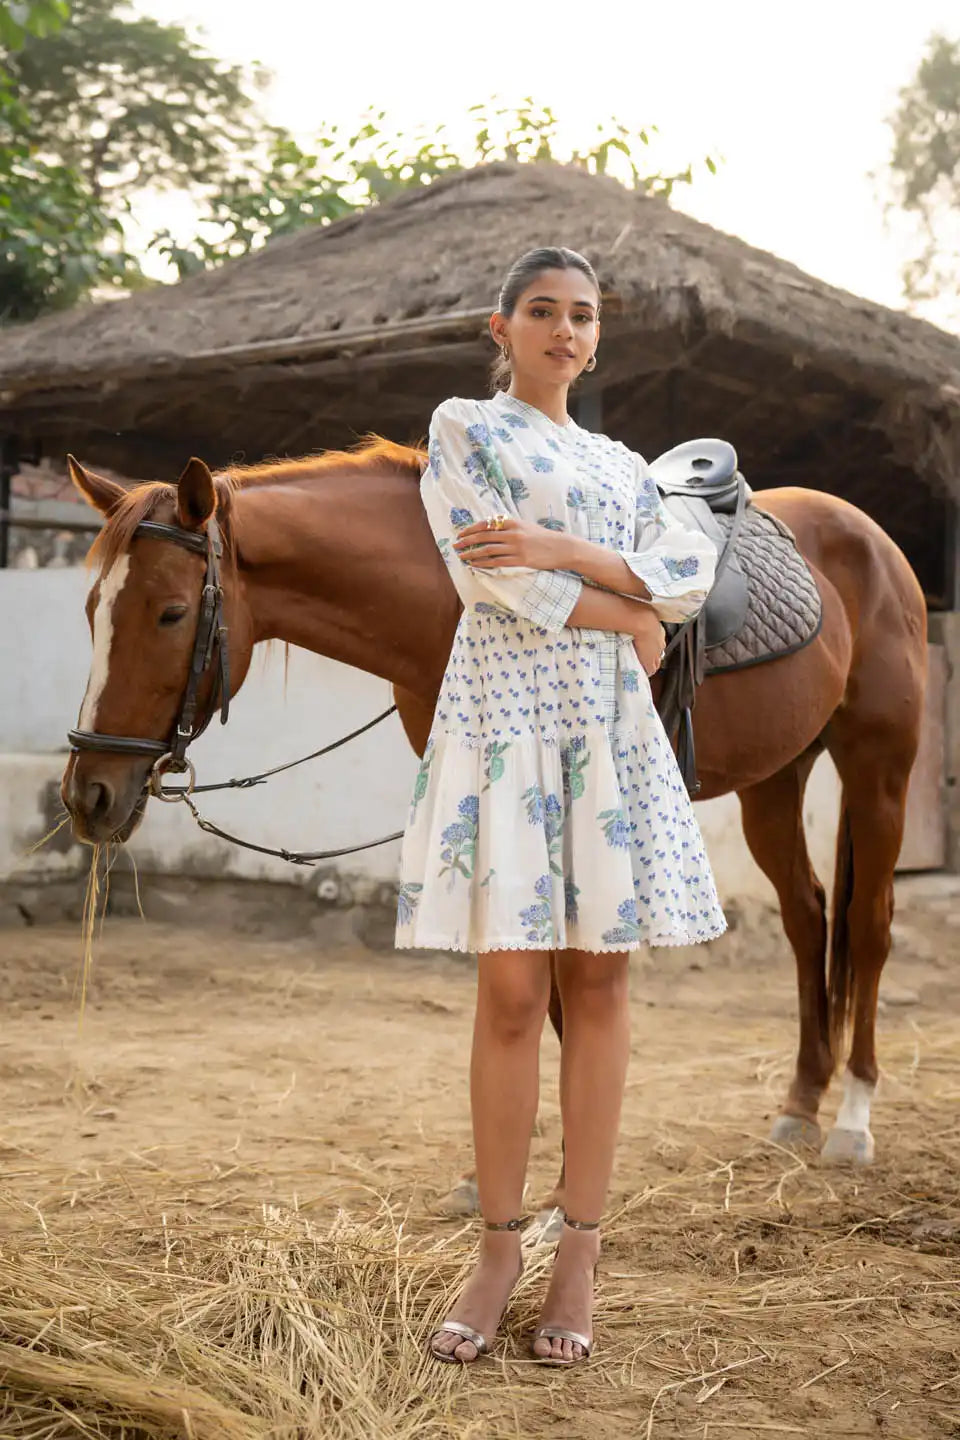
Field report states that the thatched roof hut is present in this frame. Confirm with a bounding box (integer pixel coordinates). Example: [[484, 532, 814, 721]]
[[1, 162, 958, 601]]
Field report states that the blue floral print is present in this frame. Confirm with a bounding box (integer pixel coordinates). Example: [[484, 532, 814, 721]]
[[598, 806, 630, 848], [483, 739, 510, 787], [602, 897, 644, 946], [396, 392, 726, 953], [396, 882, 423, 926], [519, 874, 553, 943], [664, 555, 700, 580], [561, 733, 590, 801], [438, 794, 479, 882], [522, 783, 544, 825], [409, 744, 434, 822]]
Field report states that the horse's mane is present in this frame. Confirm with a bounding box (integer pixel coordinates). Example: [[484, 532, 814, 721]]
[[89, 435, 426, 575]]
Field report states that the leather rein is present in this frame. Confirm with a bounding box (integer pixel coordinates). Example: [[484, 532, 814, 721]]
[[67, 516, 403, 865]]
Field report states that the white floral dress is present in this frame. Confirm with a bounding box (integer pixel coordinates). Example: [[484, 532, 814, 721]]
[[395, 392, 727, 954]]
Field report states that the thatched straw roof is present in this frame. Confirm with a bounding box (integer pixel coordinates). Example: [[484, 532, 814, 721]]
[[1, 162, 958, 596]]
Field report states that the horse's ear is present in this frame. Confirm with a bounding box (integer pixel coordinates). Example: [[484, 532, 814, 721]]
[[176, 457, 216, 530], [67, 455, 126, 516]]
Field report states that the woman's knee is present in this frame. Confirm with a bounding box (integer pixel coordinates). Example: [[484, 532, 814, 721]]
[[477, 955, 550, 1043], [556, 951, 630, 1019]]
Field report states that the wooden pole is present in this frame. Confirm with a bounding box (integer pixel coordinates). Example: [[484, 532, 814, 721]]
[[0, 434, 19, 569]]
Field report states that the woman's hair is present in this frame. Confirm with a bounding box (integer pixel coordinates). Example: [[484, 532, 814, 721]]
[[490, 246, 600, 392]]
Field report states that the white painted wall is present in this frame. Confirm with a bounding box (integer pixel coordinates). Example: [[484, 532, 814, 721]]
[[0, 567, 842, 906]]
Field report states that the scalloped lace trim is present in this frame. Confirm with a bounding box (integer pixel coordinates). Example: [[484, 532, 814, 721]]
[[395, 924, 727, 955]]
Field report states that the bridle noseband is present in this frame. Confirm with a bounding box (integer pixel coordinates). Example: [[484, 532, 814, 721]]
[[68, 516, 230, 798]]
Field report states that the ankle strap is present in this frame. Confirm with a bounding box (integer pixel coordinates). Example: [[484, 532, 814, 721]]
[[564, 1215, 600, 1231], [484, 1217, 523, 1231]]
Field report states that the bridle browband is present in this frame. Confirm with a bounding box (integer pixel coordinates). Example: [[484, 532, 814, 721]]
[[68, 516, 231, 794]]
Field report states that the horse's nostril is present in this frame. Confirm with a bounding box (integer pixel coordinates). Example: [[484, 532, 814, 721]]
[[84, 780, 115, 819]]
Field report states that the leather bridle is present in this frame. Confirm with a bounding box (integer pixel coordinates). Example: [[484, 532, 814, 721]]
[[67, 516, 230, 798], [65, 513, 404, 863]]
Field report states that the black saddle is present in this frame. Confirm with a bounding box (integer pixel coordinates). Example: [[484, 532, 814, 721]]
[[649, 438, 753, 649], [647, 438, 752, 794]]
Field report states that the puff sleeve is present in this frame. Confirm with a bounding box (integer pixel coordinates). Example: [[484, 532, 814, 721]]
[[621, 456, 717, 623], [420, 397, 583, 631]]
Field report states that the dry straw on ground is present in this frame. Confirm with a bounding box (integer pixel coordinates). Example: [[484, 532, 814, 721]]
[[1, 1101, 958, 1440], [1, 860, 957, 1437]]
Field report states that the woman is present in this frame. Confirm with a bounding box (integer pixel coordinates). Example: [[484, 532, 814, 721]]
[[396, 246, 726, 1367]]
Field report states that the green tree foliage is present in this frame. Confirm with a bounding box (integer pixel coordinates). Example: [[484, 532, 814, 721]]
[[160, 99, 715, 276], [0, 0, 67, 48], [3, 0, 713, 312], [8, 0, 267, 200], [0, 0, 267, 319], [888, 32, 960, 307]]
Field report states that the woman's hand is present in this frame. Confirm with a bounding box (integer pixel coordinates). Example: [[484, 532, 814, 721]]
[[453, 516, 572, 571], [632, 609, 667, 677]]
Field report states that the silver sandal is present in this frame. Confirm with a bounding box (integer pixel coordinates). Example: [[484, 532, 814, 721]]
[[429, 1217, 523, 1365], [531, 1215, 599, 1368]]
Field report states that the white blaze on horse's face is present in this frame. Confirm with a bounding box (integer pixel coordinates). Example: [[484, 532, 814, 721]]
[[77, 555, 131, 730]]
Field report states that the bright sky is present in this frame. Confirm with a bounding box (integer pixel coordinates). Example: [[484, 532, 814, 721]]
[[141, 0, 958, 332]]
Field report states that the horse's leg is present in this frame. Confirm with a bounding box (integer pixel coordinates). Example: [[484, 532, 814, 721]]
[[818, 719, 919, 1164], [738, 749, 833, 1148]]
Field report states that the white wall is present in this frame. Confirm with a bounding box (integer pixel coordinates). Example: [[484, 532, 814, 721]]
[[0, 567, 842, 906]]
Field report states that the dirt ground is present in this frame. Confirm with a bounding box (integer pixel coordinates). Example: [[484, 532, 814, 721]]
[[0, 876, 958, 1439]]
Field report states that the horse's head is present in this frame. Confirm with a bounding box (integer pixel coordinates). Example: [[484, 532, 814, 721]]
[[62, 457, 254, 844]]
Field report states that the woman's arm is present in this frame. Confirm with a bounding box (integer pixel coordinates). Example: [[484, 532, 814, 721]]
[[566, 585, 666, 675], [423, 399, 583, 631], [457, 456, 716, 624]]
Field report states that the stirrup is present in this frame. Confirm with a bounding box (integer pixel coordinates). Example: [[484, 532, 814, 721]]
[[563, 1215, 600, 1230]]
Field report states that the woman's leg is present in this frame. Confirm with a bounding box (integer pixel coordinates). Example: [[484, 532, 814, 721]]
[[533, 948, 631, 1361], [431, 949, 552, 1360]]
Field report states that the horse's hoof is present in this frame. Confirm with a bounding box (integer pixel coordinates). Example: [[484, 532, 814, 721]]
[[523, 1206, 565, 1246], [769, 1114, 822, 1150], [821, 1126, 875, 1165], [437, 1176, 481, 1216]]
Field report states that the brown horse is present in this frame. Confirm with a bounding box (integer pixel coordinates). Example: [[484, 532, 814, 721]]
[[61, 443, 927, 1189]]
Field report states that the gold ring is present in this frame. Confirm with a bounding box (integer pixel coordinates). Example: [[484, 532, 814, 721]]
[[493, 513, 507, 531]]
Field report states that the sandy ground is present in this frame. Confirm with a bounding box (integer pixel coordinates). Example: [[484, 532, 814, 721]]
[[0, 877, 958, 1438]]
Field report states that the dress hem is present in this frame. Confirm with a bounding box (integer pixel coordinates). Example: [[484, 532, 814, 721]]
[[395, 924, 727, 955]]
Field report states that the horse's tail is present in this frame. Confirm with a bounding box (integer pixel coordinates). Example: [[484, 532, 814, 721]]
[[827, 801, 855, 1069]]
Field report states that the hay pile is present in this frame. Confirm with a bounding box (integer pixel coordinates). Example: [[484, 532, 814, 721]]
[[1, 1119, 958, 1440]]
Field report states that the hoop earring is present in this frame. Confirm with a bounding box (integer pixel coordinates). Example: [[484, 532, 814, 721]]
[[500, 343, 511, 363], [584, 354, 597, 373]]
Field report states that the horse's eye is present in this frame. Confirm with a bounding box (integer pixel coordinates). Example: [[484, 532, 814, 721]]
[[159, 605, 188, 627]]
